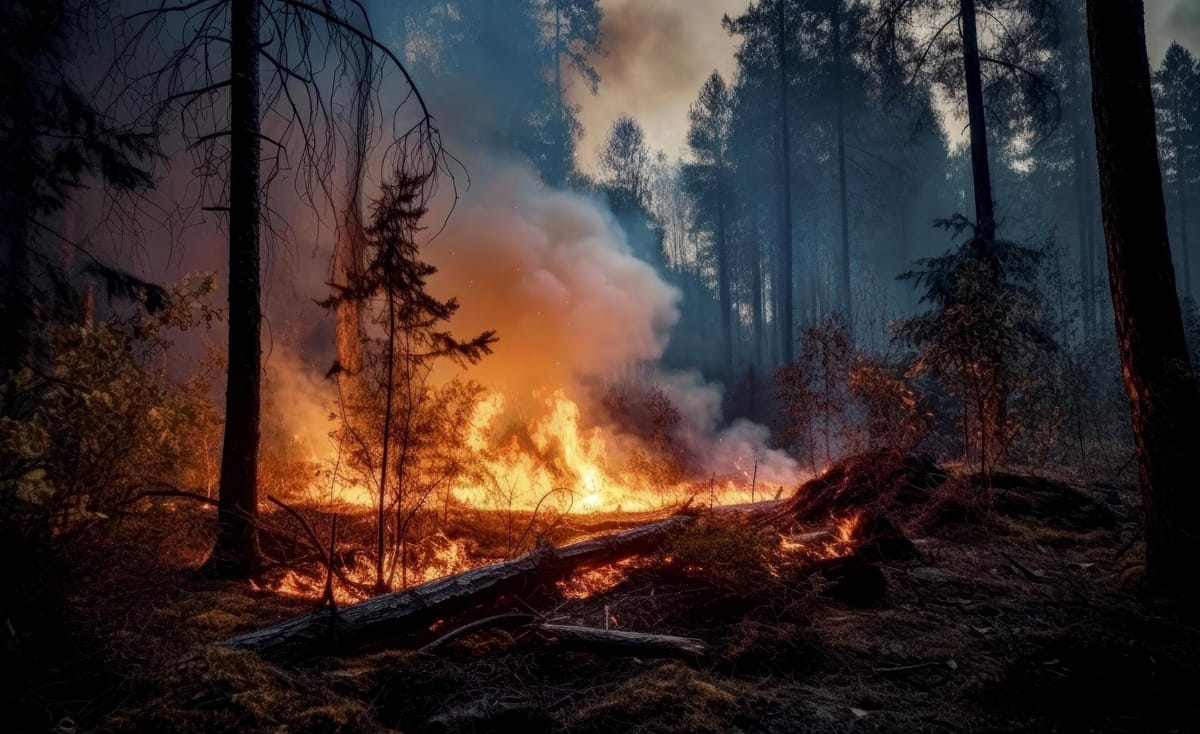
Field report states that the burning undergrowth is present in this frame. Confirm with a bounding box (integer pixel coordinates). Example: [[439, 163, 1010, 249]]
[[257, 166, 799, 568]]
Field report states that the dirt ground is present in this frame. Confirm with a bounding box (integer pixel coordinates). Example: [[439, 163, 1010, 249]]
[[6, 456, 1200, 733]]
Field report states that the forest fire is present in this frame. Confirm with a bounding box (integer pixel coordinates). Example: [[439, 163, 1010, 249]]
[[302, 386, 785, 516], [9, 0, 1200, 730], [273, 166, 800, 518], [452, 389, 781, 513]]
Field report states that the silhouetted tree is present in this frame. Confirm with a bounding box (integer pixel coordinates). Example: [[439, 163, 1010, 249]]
[[1087, 0, 1200, 591], [0, 0, 154, 384], [598, 116, 652, 212], [872, 0, 1059, 243], [538, 0, 603, 185], [684, 72, 736, 379], [725, 0, 800, 363], [119, 0, 446, 578], [1154, 42, 1200, 301]]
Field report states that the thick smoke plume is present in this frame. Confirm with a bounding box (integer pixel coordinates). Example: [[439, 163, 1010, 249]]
[[424, 166, 680, 392], [421, 164, 800, 491]]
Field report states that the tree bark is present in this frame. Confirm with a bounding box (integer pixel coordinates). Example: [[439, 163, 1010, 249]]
[[1174, 105, 1192, 299], [960, 0, 996, 241], [1070, 37, 1096, 342], [832, 0, 852, 328], [332, 47, 371, 385], [752, 211, 766, 370], [777, 0, 796, 364], [1087, 0, 1200, 591], [223, 514, 697, 661], [204, 0, 263, 578], [717, 170, 734, 379], [552, 0, 567, 187]]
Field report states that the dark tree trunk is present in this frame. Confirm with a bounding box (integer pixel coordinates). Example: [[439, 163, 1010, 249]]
[[1174, 109, 1192, 299], [752, 207, 766, 369], [333, 204, 365, 378], [1070, 39, 1096, 342], [204, 0, 263, 578], [1087, 0, 1200, 591], [331, 45, 367, 381], [777, 0, 796, 363], [960, 0, 996, 241], [1, 198, 33, 382], [552, 0, 567, 187], [832, 0, 852, 327], [376, 287, 397, 591], [717, 172, 734, 379], [332, 48, 371, 385], [1086, 151, 1101, 327], [1, 108, 37, 385]]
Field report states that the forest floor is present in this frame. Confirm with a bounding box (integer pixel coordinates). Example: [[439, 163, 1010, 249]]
[[7, 456, 1200, 734]]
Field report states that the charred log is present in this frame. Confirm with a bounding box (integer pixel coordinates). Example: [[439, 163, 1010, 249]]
[[222, 515, 696, 661]]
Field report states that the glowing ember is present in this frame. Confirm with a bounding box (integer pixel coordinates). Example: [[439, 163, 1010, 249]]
[[836, 513, 861, 545]]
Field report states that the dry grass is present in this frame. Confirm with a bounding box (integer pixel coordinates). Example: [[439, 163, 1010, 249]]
[[6, 456, 1198, 733]]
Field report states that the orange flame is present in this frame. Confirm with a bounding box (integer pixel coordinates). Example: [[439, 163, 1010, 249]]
[[295, 388, 783, 514], [452, 390, 771, 513]]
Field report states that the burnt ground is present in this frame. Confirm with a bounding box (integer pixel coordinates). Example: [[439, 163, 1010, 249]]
[[6, 456, 1200, 734]]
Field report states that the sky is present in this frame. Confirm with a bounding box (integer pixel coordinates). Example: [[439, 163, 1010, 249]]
[[570, 0, 1200, 175], [569, 0, 745, 173]]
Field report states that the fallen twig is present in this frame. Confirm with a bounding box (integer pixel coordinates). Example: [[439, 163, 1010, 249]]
[[998, 551, 1047, 583], [418, 612, 536, 654]]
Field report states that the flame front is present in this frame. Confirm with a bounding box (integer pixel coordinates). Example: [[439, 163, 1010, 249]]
[[456, 390, 671, 514], [301, 388, 779, 515]]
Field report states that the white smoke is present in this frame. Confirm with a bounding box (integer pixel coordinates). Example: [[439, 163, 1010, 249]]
[[424, 165, 680, 394], [653, 369, 800, 491], [423, 163, 800, 491]]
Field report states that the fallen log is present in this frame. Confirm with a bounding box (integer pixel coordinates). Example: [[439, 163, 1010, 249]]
[[539, 624, 710, 658], [223, 514, 696, 661], [417, 616, 711, 659]]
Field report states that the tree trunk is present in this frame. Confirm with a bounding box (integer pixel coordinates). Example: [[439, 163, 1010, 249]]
[[717, 172, 734, 379], [376, 287, 397, 591], [777, 0, 796, 363], [1086, 152, 1100, 328], [223, 515, 696, 661], [1087, 0, 1200, 591], [960, 0, 996, 241], [552, 0, 567, 186], [1070, 38, 1096, 342], [752, 206, 766, 370], [1174, 109, 1192, 299], [204, 0, 263, 579], [332, 209, 364, 379], [1, 195, 33, 383], [332, 48, 371, 385], [832, 0, 852, 328]]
